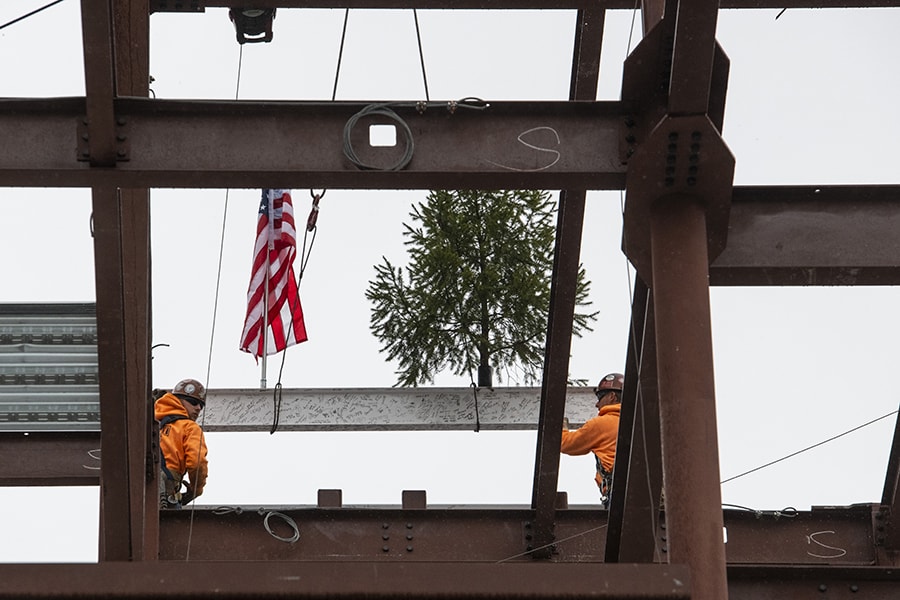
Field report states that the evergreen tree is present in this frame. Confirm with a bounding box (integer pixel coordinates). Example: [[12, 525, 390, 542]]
[[366, 189, 598, 387]]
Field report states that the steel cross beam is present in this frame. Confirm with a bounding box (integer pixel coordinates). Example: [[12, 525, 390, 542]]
[[0, 562, 691, 599], [605, 279, 665, 563], [0, 98, 629, 190], [153, 0, 900, 9], [82, 0, 155, 562], [529, 5, 605, 559], [154, 505, 886, 565]]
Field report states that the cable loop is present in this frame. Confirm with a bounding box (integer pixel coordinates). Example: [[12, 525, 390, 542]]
[[263, 511, 300, 543], [343, 103, 415, 171]]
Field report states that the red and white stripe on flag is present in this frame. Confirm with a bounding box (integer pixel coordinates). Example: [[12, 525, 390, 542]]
[[239, 189, 308, 358]]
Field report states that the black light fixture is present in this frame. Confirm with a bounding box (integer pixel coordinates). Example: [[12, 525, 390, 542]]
[[229, 8, 276, 44]]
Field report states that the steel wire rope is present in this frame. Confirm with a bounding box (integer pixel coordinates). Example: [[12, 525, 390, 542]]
[[270, 189, 326, 434], [495, 523, 609, 563], [261, 508, 301, 543], [182, 43, 245, 561], [0, 0, 66, 32], [720, 409, 899, 485], [412, 9, 430, 102]]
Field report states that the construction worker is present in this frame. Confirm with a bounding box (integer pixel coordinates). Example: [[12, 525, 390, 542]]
[[560, 372, 624, 508], [155, 378, 209, 509]]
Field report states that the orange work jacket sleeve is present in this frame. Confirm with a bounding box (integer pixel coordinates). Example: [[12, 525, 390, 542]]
[[560, 404, 620, 474]]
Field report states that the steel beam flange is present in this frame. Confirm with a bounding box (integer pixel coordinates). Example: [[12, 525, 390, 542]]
[[622, 114, 735, 283]]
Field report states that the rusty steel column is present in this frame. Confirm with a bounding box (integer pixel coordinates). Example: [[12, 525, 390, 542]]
[[649, 195, 727, 600]]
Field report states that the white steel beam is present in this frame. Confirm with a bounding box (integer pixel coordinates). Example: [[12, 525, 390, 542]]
[[202, 386, 598, 432]]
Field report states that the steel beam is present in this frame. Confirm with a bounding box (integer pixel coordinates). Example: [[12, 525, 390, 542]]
[[650, 197, 729, 600], [203, 386, 598, 432], [4, 561, 900, 599], [87, 0, 155, 561], [0, 562, 691, 599], [0, 98, 628, 190], [153, 0, 900, 9], [880, 408, 900, 550], [155, 505, 880, 565], [80, 0, 117, 167], [709, 185, 900, 286], [606, 279, 665, 563], [0, 432, 101, 486], [531, 190, 587, 557], [728, 565, 900, 600], [668, 0, 720, 116]]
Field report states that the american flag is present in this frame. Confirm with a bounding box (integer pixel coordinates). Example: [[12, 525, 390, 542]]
[[239, 189, 308, 358]]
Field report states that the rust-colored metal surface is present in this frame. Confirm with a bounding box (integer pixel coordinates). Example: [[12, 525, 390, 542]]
[[649, 197, 729, 599], [0, 98, 629, 189], [0, 432, 101, 486], [155, 505, 883, 565], [0, 562, 692, 599]]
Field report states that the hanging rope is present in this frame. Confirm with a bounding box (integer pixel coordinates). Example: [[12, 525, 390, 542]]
[[332, 9, 349, 101], [184, 43, 245, 562], [270, 189, 326, 433], [0, 0, 66, 31], [412, 9, 430, 102]]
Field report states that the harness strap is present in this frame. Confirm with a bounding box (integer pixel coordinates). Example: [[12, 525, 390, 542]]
[[595, 454, 613, 509]]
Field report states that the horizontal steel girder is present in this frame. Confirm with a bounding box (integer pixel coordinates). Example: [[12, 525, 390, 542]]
[[202, 386, 598, 432], [0, 562, 690, 599], [0, 98, 627, 190], [0, 432, 100, 485], [3, 563, 900, 600], [157, 505, 883, 565], [708, 185, 900, 285], [153, 1, 900, 9]]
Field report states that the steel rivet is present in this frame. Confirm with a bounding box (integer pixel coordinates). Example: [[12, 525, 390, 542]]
[[117, 134, 127, 142], [382, 534, 389, 541], [382, 523, 389, 529], [406, 546, 414, 552], [382, 545, 389, 552], [818, 584, 827, 592], [406, 523, 413, 529], [81, 134, 89, 141], [625, 134, 636, 144], [406, 534, 413, 541], [117, 149, 127, 157], [117, 117, 126, 126], [687, 177, 697, 186], [690, 143, 700, 153], [668, 132, 678, 142], [850, 584, 859, 592], [661, 546, 668, 553], [691, 131, 702, 141]]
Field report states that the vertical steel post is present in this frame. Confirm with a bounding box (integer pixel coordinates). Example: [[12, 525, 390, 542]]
[[649, 195, 728, 599]]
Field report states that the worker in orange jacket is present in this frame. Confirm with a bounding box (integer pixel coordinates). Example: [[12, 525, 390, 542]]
[[560, 372, 624, 508], [155, 378, 209, 509]]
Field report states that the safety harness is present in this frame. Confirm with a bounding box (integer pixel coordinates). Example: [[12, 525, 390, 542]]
[[595, 455, 613, 510], [158, 414, 188, 509]]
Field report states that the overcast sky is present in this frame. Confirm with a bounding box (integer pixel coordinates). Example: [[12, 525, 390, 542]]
[[1, 3, 899, 562]]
